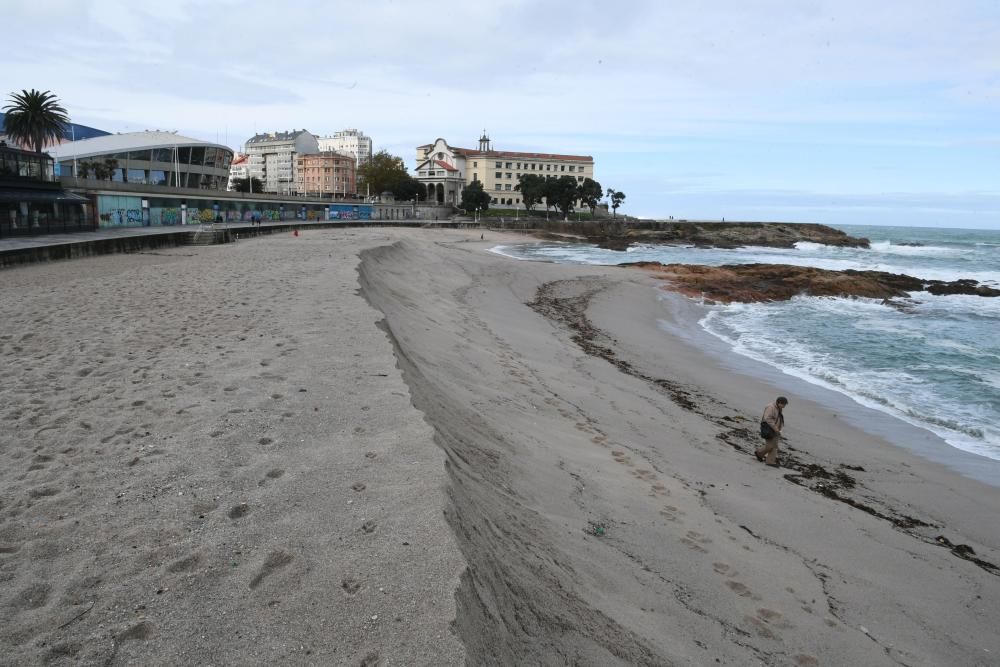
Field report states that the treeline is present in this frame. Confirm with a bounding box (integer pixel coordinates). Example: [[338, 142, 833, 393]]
[[462, 174, 626, 219]]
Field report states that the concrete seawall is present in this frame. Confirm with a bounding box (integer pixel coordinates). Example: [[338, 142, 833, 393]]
[[0, 220, 483, 269]]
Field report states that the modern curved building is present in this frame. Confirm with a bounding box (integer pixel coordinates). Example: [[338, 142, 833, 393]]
[[49, 131, 234, 190]]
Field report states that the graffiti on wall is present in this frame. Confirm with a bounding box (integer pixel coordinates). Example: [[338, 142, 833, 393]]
[[160, 208, 179, 225], [99, 209, 142, 225]]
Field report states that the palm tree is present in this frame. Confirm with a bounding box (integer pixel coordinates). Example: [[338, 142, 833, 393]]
[[2, 89, 70, 153]]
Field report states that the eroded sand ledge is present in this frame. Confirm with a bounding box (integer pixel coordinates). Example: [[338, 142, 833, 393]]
[[2, 228, 999, 665], [360, 232, 1000, 666]]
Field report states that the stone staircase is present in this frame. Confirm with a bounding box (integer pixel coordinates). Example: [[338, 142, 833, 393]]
[[187, 226, 234, 245]]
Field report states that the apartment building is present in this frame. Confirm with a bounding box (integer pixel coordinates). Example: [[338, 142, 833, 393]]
[[294, 151, 357, 198], [414, 133, 595, 207], [317, 129, 373, 168], [227, 154, 249, 190], [244, 130, 319, 194]]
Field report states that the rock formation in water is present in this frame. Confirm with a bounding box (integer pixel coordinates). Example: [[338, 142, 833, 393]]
[[626, 262, 1000, 303], [586, 221, 870, 251]]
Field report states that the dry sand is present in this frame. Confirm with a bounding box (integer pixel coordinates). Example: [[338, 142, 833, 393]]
[[2, 227, 999, 666]]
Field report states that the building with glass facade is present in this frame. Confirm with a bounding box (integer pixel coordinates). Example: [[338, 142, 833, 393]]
[[0, 141, 90, 236], [48, 131, 234, 190]]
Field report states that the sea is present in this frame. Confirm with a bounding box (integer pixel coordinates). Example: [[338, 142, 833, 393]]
[[491, 225, 1000, 464]]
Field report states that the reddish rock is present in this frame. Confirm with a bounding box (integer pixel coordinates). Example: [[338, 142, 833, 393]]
[[625, 262, 996, 303]]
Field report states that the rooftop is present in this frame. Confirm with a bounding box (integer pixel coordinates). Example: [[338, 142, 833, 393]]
[[247, 130, 314, 144], [47, 131, 231, 161]]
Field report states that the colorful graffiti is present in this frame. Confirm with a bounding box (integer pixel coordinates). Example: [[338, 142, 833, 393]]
[[99, 209, 142, 225], [160, 208, 179, 225]]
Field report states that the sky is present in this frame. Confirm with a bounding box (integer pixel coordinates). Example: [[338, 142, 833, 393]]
[[3, 0, 1000, 228]]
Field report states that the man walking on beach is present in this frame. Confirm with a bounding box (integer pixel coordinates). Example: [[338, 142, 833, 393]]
[[755, 396, 788, 467]]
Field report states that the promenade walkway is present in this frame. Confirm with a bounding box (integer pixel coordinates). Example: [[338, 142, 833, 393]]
[[0, 218, 476, 268]]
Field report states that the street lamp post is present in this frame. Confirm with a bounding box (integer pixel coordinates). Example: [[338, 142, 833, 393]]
[[475, 207, 480, 223]]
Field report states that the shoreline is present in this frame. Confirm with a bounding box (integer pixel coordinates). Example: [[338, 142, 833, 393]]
[[652, 289, 1000, 487], [491, 236, 1000, 482]]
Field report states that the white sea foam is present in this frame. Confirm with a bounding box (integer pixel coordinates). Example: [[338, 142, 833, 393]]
[[488, 245, 534, 261], [868, 240, 967, 257]]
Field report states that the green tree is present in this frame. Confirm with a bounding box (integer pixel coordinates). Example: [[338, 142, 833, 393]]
[[393, 173, 425, 202], [2, 89, 70, 153], [606, 188, 626, 217], [578, 177, 603, 215], [547, 175, 580, 220], [461, 179, 491, 212], [358, 150, 409, 197], [515, 173, 546, 211], [231, 176, 265, 193]]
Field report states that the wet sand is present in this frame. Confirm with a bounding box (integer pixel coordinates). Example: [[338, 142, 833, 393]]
[[2, 227, 999, 665]]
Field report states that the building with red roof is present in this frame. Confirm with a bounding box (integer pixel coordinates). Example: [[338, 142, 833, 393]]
[[414, 133, 595, 207]]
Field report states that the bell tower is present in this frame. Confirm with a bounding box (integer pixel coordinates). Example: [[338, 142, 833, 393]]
[[478, 130, 491, 152]]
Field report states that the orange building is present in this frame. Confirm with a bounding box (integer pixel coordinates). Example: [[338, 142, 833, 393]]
[[294, 151, 356, 198]]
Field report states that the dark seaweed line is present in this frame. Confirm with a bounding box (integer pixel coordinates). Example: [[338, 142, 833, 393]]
[[529, 280, 1000, 579]]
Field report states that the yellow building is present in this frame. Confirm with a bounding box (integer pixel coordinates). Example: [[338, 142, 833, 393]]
[[415, 133, 595, 207]]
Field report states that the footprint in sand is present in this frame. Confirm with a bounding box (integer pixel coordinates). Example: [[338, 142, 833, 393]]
[[249, 550, 294, 589], [756, 608, 793, 629], [228, 503, 251, 519], [341, 577, 361, 595], [713, 562, 732, 575], [726, 580, 755, 598], [167, 552, 203, 573], [744, 615, 778, 639], [360, 520, 377, 534], [119, 621, 154, 642], [9, 582, 50, 611], [659, 505, 682, 522], [611, 450, 632, 465], [680, 531, 712, 553], [352, 482, 366, 492]]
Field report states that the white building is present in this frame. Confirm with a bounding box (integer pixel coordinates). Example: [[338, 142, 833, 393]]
[[244, 130, 319, 194], [414, 134, 595, 207], [227, 154, 249, 191], [317, 129, 373, 168]]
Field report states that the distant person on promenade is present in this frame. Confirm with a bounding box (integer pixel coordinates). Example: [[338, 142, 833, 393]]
[[755, 396, 788, 467]]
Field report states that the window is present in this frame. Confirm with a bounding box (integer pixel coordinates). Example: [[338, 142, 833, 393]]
[[505, 162, 512, 168], [128, 150, 150, 161], [504, 184, 512, 190], [496, 184, 502, 191], [577, 176, 584, 182], [472, 173, 478, 181], [506, 172, 512, 179], [569, 166, 575, 172], [495, 171, 502, 178], [151, 148, 172, 163], [560, 165, 565, 171], [546, 165, 551, 171], [473, 161, 478, 167], [495, 161, 502, 168], [516, 163, 521, 169]]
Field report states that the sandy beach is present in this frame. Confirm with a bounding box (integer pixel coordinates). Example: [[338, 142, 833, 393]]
[[2, 227, 998, 666]]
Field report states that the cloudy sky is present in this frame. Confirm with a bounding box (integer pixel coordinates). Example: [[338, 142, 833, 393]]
[[4, 0, 1000, 227]]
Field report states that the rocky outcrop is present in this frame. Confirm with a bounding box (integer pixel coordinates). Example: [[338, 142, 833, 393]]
[[625, 262, 1000, 303], [586, 222, 869, 251]]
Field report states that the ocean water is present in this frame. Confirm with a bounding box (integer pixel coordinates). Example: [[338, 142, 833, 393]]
[[491, 225, 1000, 462]]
